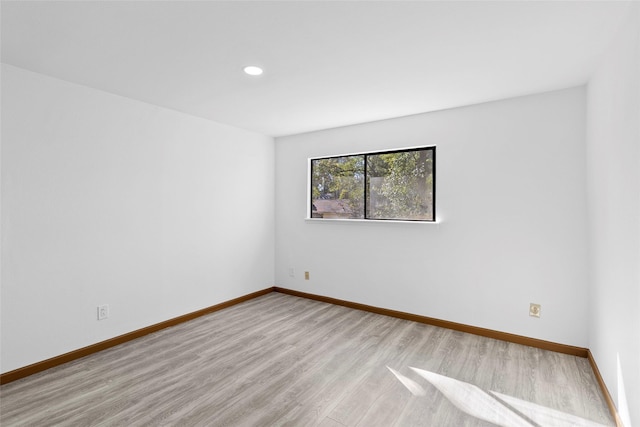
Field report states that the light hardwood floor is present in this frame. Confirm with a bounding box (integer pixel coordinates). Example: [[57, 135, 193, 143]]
[[0, 292, 614, 426]]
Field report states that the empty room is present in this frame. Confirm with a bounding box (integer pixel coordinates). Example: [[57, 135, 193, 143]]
[[1, 1, 638, 426]]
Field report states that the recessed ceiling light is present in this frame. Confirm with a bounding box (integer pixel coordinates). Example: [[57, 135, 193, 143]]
[[243, 66, 263, 76]]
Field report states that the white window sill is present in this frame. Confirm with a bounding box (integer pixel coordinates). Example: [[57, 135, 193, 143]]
[[305, 218, 441, 225]]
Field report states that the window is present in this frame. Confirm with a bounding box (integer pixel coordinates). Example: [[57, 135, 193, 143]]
[[310, 146, 435, 221]]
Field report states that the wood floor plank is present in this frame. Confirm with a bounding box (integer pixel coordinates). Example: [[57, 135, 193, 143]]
[[356, 381, 412, 427], [0, 293, 615, 426]]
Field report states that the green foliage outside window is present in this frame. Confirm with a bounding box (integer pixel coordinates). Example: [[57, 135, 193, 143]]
[[311, 147, 435, 221]]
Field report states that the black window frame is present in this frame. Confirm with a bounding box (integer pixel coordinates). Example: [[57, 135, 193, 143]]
[[310, 146, 436, 222]]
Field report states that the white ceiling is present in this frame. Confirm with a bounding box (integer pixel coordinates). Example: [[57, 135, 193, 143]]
[[1, 1, 632, 137]]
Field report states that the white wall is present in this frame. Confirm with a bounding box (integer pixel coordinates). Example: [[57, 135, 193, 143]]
[[0, 64, 275, 373], [275, 87, 589, 347], [586, 3, 640, 426]]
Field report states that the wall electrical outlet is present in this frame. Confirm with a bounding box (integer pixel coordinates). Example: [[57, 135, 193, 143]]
[[98, 304, 109, 320], [289, 268, 295, 277], [304, 271, 310, 280], [529, 303, 541, 318]]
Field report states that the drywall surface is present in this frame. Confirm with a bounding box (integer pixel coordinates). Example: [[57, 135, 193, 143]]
[[1, 64, 275, 373], [275, 87, 588, 347], [586, 4, 640, 426]]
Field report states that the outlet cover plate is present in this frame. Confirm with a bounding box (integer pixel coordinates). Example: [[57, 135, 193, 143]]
[[529, 303, 541, 318], [98, 304, 109, 320]]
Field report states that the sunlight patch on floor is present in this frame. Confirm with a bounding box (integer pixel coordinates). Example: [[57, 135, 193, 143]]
[[386, 366, 426, 397], [387, 366, 610, 427]]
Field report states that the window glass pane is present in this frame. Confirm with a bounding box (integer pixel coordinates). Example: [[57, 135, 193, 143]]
[[366, 149, 434, 220], [311, 155, 365, 219]]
